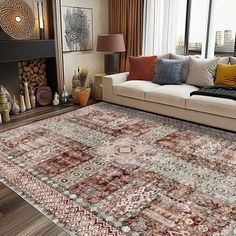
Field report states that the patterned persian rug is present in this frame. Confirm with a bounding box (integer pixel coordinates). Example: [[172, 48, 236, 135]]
[[0, 102, 235, 236]]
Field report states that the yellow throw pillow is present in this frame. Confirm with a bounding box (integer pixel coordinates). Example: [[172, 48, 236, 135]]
[[215, 64, 236, 86]]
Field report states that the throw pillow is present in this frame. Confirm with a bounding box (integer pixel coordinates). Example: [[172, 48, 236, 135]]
[[230, 56, 236, 65], [155, 53, 170, 74], [215, 64, 236, 86], [170, 53, 190, 82], [127, 56, 157, 81], [218, 57, 229, 64], [152, 58, 184, 85], [186, 56, 220, 87]]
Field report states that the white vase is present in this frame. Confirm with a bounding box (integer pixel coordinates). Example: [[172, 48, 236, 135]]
[[20, 95, 26, 113], [52, 92, 60, 106], [24, 82, 31, 110]]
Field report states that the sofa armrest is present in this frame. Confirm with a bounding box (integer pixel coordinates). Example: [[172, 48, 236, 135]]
[[103, 72, 129, 101], [103, 72, 129, 85]]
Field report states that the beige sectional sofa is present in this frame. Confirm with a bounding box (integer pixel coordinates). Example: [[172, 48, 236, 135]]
[[103, 72, 236, 132]]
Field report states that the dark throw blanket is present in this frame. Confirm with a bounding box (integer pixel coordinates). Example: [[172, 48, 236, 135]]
[[190, 85, 236, 101]]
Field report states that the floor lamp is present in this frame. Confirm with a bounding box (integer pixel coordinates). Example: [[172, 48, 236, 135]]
[[96, 34, 126, 74]]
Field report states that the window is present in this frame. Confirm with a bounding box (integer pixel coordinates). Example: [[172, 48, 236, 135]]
[[175, 0, 187, 55], [143, 0, 236, 57], [209, 0, 236, 57], [175, 0, 236, 57], [188, 0, 209, 56]]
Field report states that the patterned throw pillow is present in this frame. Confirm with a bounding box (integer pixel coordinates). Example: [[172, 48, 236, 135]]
[[215, 64, 236, 86], [152, 58, 185, 85], [186, 56, 220, 87], [169, 54, 190, 82], [127, 56, 157, 81]]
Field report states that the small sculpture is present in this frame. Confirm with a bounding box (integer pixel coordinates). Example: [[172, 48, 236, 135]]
[[0, 86, 11, 122], [52, 92, 60, 106]]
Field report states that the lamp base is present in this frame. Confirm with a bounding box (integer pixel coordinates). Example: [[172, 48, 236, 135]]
[[104, 53, 120, 75]]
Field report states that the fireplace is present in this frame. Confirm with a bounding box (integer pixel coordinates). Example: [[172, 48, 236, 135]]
[[0, 40, 58, 99]]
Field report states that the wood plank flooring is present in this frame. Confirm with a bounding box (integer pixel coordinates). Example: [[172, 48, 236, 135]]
[[0, 183, 69, 236], [0, 102, 80, 133]]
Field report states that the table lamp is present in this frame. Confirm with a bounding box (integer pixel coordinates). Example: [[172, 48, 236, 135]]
[[97, 34, 126, 74]]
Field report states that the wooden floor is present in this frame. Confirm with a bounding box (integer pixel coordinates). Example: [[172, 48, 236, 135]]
[[0, 183, 68, 236], [0, 102, 81, 133]]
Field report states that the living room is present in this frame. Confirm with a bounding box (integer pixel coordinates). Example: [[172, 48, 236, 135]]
[[0, 0, 235, 235]]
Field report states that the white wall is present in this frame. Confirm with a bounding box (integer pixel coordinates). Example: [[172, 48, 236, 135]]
[[61, 0, 108, 92]]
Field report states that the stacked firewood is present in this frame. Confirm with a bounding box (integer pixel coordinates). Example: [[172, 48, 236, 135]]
[[18, 59, 47, 93]]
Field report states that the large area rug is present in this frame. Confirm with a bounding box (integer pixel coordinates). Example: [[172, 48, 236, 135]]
[[0, 102, 235, 236]]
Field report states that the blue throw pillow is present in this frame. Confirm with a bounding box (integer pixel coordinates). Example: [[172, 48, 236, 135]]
[[152, 58, 185, 85]]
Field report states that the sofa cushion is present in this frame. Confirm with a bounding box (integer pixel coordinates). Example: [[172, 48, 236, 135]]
[[127, 56, 157, 81], [230, 56, 236, 65], [219, 57, 229, 64], [215, 64, 236, 86], [186, 95, 236, 119], [186, 56, 220, 87], [153, 59, 184, 85], [169, 54, 190, 82], [145, 84, 198, 108], [113, 80, 160, 100]]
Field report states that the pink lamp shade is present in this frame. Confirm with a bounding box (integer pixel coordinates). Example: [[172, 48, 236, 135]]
[[96, 34, 126, 52]]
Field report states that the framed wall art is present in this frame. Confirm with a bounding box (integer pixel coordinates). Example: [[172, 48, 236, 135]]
[[61, 6, 93, 52]]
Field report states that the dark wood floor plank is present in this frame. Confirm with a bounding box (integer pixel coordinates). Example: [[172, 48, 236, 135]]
[[0, 183, 69, 236]]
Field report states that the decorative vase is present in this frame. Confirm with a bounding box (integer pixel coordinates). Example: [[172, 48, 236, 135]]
[[78, 88, 90, 107], [30, 88, 36, 109], [0, 86, 11, 122], [72, 70, 80, 89], [62, 84, 69, 104], [10, 95, 20, 115], [2, 109, 10, 122], [52, 92, 60, 106], [24, 82, 31, 110], [19, 95, 26, 113]]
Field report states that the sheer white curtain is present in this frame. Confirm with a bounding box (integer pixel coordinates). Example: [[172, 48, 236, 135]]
[[142, 0, 180, 56]]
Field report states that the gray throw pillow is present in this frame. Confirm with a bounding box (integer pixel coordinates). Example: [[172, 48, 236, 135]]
[[170, 53, 190, 82], [230, 56, 236, 65], [186, 56, 220, 87], [155, 53, 170, 74], [152, 58, 184, 85]]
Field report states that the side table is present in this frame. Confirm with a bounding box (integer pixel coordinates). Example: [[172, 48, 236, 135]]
[[94, 73, 106, 101]]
